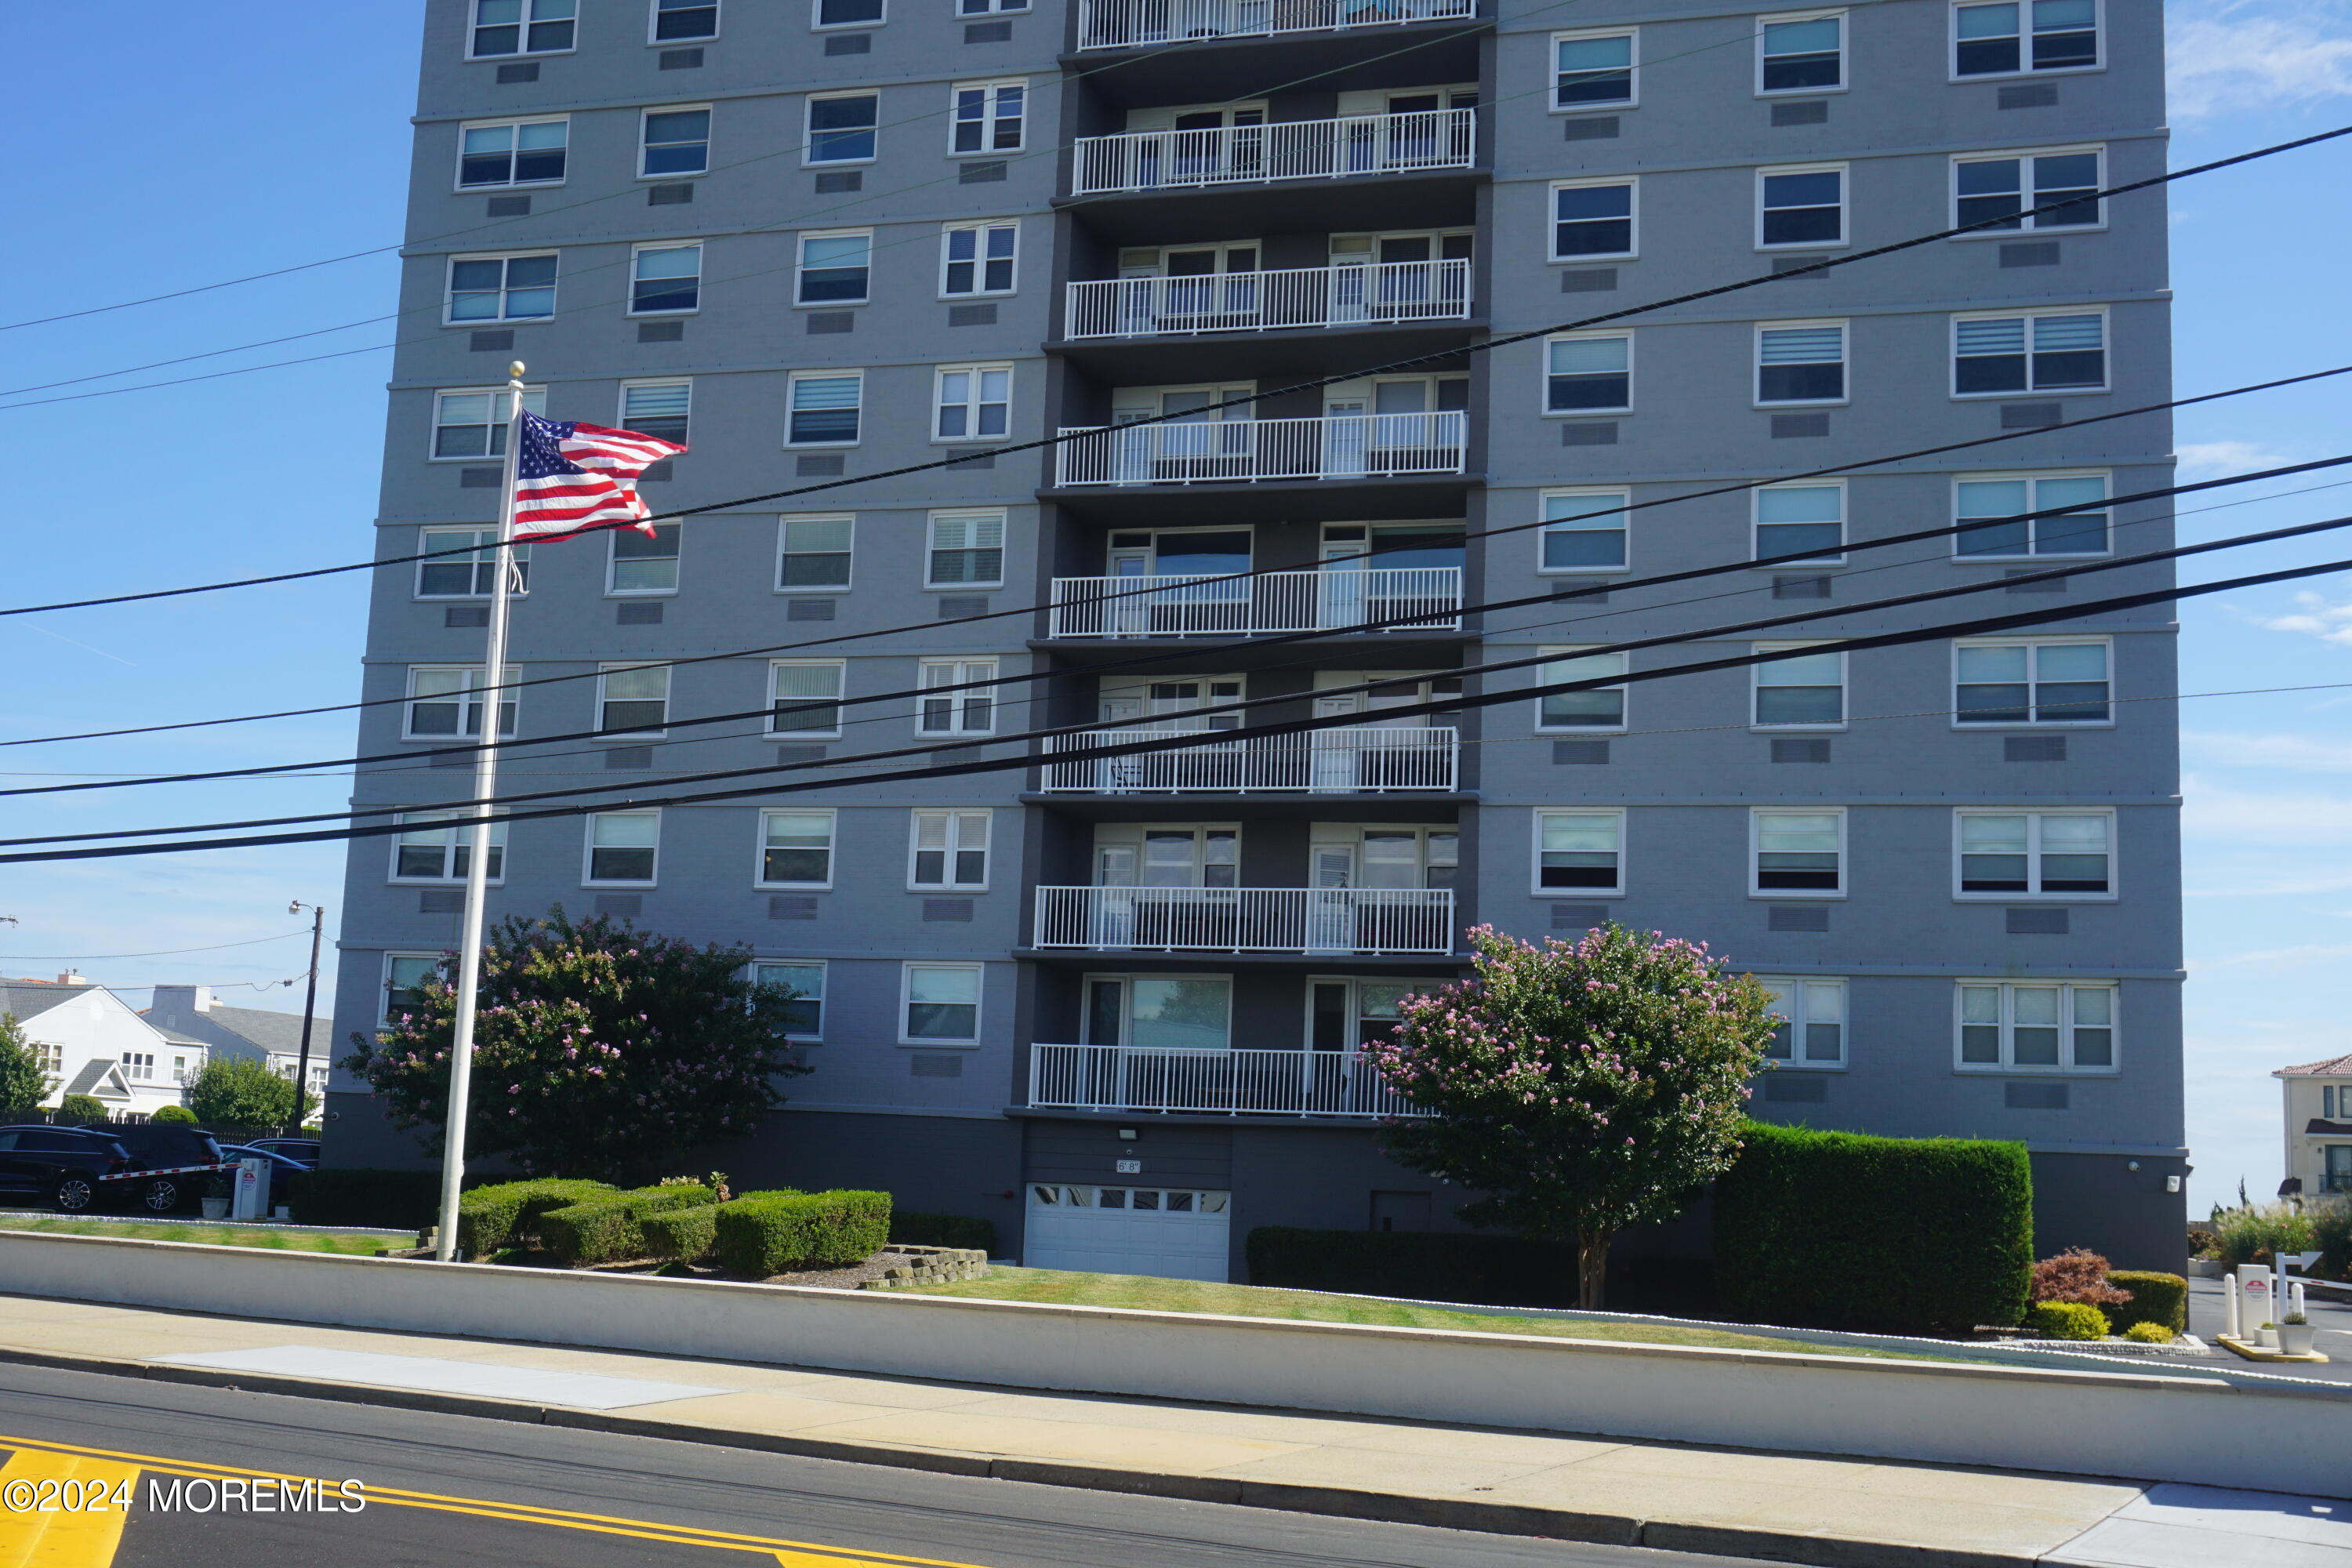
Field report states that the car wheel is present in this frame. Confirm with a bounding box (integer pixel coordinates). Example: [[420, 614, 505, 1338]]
[[136, 1178, 186, 1214], [53, 1174, 98, 1214]]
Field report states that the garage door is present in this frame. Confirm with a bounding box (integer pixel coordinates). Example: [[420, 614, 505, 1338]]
[[1023, 1184, 1231, 1281]]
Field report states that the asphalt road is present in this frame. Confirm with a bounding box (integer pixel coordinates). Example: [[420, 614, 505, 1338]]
[[2183, 1274, 2352, 1384], [0, 1361, 1748, 1568]]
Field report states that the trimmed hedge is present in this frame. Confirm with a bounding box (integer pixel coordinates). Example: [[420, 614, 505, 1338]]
[[890, 1212, 1000, 1254], [2027, 1300, 2107, 1340], [712, 1189, 891, 1277], [643, 1205, 719, 1261], [1714, 1122, 2034, 1336], [1246, 1227, 1578, 1306], [538, 1184, 716, 1266], [2104, 1270, 2188, 1334], [456, 1178, 617, 1256], [289, 1169, 453, 1231]]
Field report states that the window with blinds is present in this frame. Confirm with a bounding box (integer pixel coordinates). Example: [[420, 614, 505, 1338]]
[[911, 809, 990, 888]]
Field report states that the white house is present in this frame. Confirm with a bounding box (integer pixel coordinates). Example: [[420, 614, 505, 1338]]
[[2276, 1051, 2352, 1199], [2, 976, 204, 1120], [145, 985, 331, 1104]]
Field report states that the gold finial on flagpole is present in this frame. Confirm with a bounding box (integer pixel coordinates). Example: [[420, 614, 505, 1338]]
[[509, 360, 527, 383]]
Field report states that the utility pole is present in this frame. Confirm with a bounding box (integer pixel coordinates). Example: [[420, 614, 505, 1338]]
[[287, 900, 327, 1134]]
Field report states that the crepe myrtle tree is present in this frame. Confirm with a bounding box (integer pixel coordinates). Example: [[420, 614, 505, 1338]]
[[343, 909, 809, 1181], [1363, 924, 1779, 1308]]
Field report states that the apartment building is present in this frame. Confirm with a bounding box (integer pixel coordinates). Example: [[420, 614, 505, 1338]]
[[325, 0, 2187, 1273]]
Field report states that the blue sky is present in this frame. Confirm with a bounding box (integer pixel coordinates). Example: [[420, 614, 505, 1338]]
[[3, 2, 2350, 1214]]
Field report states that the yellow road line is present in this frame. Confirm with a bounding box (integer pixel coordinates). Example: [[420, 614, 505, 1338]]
[[0, 1448, 137, 1568], [0, 1436, 991, 1567]]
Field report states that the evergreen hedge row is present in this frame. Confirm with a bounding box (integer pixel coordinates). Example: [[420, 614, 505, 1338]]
[[287, 1169, 452, 1230], [713, 1189, 891, 1277], [538, 1184, 717, 1266], [642, 1205, 719, 1261], [2103, 1270, 2188, 1334], [455, 1178, 618, 1255], [889, 1212, 999, 1254], [1245, 1227, 1578, 1305]]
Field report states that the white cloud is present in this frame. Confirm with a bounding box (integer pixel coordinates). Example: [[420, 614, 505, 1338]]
[[2176, 440, 2295, 479], [2169, 8, 2352, 119], [2182, 776, 2352, 844], [2228, 589, 2352, 646]]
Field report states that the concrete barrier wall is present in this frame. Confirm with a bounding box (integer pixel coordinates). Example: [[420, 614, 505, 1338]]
[[5, 1229, 2344, 1498]]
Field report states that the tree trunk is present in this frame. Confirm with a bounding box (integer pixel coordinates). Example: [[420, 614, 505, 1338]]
[[1577, 1226, 1613, 1309]]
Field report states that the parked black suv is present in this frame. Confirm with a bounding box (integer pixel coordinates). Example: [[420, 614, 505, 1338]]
[[0, 1123, 224, 1214]]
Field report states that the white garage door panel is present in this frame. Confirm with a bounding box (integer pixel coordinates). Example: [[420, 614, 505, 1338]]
[[1023, 1185, 1231, 1282]]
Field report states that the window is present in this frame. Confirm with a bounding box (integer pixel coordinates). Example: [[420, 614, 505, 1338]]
[[1957, 811, 2113, 897], [935, 365, 1011, 441], [653, 0, 720, 40], [1758, 12, 1844, 93], [808, 93, 879, 163], [405, 666, 517, 739], [597, 663, 671, 735], [903, 964, 982, 1044], [1954, 0, 2098, 77], [920, 659, 997, 735], [1554, 30, 1636, 108], [769, 662, 845, 735], [1754, 808, 1843, 895], [586, 811, 660, 884], [458, 118, 568, 188], [951, 82, 1025, 154], [446, 254, 557, 323], [630, 243, 702, 314], [384, 955, 445, 1023], [1954, 639, 2109, 724], [778, 514, 853, 590], [942, 223, 1018, 296], [1958, 981, 2116, 1071], [1954, 310, 2107, 395], [1755, 482, 1844, 562], [608, 522, 681, 594], [911, 809, 990, 889], [121, 1052, 154, 1083], [432, 386, 543, 459], [641, 108, 711, 177], [1537, 648, 1628, 731], [391, 811, 506, 883], [1551, 180, 1636, 260], [927, 512, 1005, 586], [1955, 148, 2103, 231], [797, 231, 871, 303], [1753, 645, 1844, 728], [1759, 166, 1846, 248], [417, 528, 531, 597], [1539, 488, 1630, 571], [1536, 809, 1623, 894], [1761, 978, 1846, 1065], [960, 0, 1026, 13], [470, 0, 575, 57], [619, 380, 691, 446], [758, 810, 835, 886], [754, 962, 826, 1039], [1755, 323, 1846, 406], [1545, 334, 1632, 412], [786, 372, 862, 445], [1955, 473, 2108, 557]]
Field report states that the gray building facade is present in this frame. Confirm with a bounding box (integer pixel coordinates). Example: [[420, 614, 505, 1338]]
[[326, 0, 2188, 1273]]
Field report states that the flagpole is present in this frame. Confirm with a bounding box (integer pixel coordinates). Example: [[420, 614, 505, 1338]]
[[434, 361, 527, 1263]]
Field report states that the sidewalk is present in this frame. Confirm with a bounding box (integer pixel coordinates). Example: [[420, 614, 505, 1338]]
[[1, 1289, 2344, 1568]]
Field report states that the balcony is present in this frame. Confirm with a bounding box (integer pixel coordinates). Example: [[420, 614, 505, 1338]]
[[1054, 412, 1465, 487], [1048, 567, 1459, 637], [1077, 0, 1475, 49], [1043, 726, 1456, 793], [1072, 109, 1475, 197], [1066, 260, 1470, 341], [1034, 886, 1454, 953], [1029, 1044, 1429, 1119]]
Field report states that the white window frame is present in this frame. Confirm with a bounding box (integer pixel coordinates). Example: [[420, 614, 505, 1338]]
[[1950, 145, 2107, 236], [402, 665, 519, 742], [1952, 808, 2117, 901], [1754, 320, 1849, 408], [1954, 979, 2120, 1073], [795, 228, 873, 307], [617, 377, 692, 448], [812, 0, 885, 31], [784, 369, 865, 447], [901, 962, 985, 1046], [383, 953, 447, 1025], [639, 103, 713, 180], [1753, 479, 1847, 564], [804, 91, 880, 166], [1751, 642, 1846, 731], [949, 80, 1027, 157], [1759, 976, 1847, 1068], [466, 0, 579, 60], [1542, 332, 1634, 416], [1552, 27, 1639, 113], [1535, 646, 1629, 733], [597, 661, 673, 739], [1548, 177, 1639, 263], [1750, 806, 1847, 900], [1537, 487, 1632, 575], [958, 0, 1029, 15], [649, 0, 721, 43], [768, 659, 848, 737], [583, 809, 662, 887], [1756, 163, 1849, 251], [934, 363, 1013, 443], [606, 521, 682, 597], [1949, 0, 2104, 82], [388, 810, 507, 885], [416, 527, 531, 600], [918, 659, 999, 736], [909, 808, 993, 891], [1951, 306, 2110, 398], [776, 514, 855, 594], [940, 221, 1019, 298], [1755, 10, 1848, 96], [926, 510, 1007, 589], [628, 241, 704, 317], [755, 808, 837, 889], [753, 960, 828, 1042], [443, 252, 559, 326], [454, 115, 570, 191], [1533, 807, 1626, 897], [1950, 636, 2112, 728], [430, 385, 546, 461], [1951, 470, 2111, 560]]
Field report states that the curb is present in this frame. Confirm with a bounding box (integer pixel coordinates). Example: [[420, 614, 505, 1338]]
[[0, 1341, 2060, 1568]]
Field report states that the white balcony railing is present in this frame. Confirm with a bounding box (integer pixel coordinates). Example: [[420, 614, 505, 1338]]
[[1033, 886, 1454, 953], [1073, 108, 1475, 195], [1043, 726, 1457, 793], [1065, 260, 1471, 339], [1054, 412, 1465, 486], [1049, 567, 1460, 637], [1030, 1044, 1431, 1118], [1077, 0, 1475, 51]]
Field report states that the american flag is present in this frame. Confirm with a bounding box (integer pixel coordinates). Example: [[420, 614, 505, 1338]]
[[511, 410, 686, 539]]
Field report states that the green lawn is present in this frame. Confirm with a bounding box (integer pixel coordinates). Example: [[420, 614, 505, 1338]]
[[900, 1267, 1959, 1361], [0, 1213, 407, 1256]]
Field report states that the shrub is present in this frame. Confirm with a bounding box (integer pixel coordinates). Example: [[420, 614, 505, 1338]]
[[1246, 1226, 1578, 1305], [287, 1169, 456, 1229], [2185, 1222, 2220, 1261], [2209, 1202, 2317, 1268], [643, 1206, 718, 1261], [890, 1212, 999, 1254], [712, 1190, 890, 1277], [2122, 1320, 2174, 1345], [1714, 1123, 2034, 1336], [456, 1178, 617, 1255], [539, 1184, 716, 1266], [2031, 1248, 2133, 1306], [59, 1094, 107, 1124], [2104, 1270, 2187, 1333], [2310, 1198, 2351, 1283], [149, 1105, 198, 1125], [185, 1057, 298, 1129], [2026, 1301, 2109, 1340], [0, 1014, 53, 1118]]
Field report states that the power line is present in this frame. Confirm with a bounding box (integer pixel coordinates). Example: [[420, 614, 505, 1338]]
[[0, 931, 313, 961]]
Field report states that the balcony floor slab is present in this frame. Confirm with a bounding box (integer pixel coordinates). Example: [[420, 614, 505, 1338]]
[[1058, 23, 1483, 109], [1056, 169, 1485, 248], [1023, 790, 1473, 822], [1041, 473, 1479, 524], [1029, 633, 1472, 670], [1016, 948, 1470, 969], [1047, 319, 1482, 387], [1005, 1105, 1403, 1127]]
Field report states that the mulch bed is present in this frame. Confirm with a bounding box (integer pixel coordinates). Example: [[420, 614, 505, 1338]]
[[501, 1248, 929, 1288]]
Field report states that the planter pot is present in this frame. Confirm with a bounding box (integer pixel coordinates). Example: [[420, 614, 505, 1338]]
[[2278, 1323, 2318, 1356], [200, 1198, 230, 1221], [2187, 1258, 2225, 1278], [2256, 1323, 2280, 1348]]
